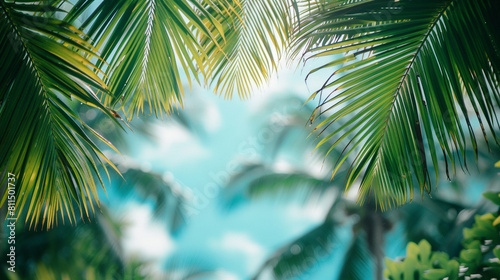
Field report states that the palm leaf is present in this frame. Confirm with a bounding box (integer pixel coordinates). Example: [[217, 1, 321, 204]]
[[297, 0, 500, 209], [246, 172, 332, 201], [108, 154, 189, 231], [337, 233, 372, 280], [0, 0, 121, 228], [200, 0, 298, 98], [66, 0, 225, 119], [252, 218, 337, 280], [224, 162, 336, 208]]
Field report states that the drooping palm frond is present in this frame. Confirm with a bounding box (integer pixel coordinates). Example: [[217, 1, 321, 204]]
[[297, 0, 500, 209], [200, 0, 299, 98], [162, 258, 217, 280], [246, 172, 332, 200], [223, 160, 337, 209], [65, 0, 226, 119], [109, 154, 190, 231], [0, 0, 121, 228], [337, 234, 372, 280], [252, 218, 337, 280]]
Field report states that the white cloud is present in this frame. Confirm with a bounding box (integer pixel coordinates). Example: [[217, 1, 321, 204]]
[[285, 203, 327, 224], [215, 271, 241, 280], [141, 123, 209, 165], [303, 149, 332, 178], [203, 103, 222, 132], [209, 232, 266, 273], [122, 203, 175, 264], [183, 94, 222, 133], [273, 158, 295, 173]]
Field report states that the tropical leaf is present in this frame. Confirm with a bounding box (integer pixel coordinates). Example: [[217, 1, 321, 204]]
[[252, 218, 337, 280], [200, 0, 298, 98], [108, 154, 189, 231], [66, 0, 225, 119], [224, 160, 339, 209], [0, 0, 121, 228], [0, 204, 147, 279], [297, 0, 500, 209], [337, 234, 372, 280], [246, 172, 332, 201]]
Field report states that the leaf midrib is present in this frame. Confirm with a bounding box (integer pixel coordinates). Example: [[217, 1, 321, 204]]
[[373, 0, 454, 170], [2, 2, 68, 225]]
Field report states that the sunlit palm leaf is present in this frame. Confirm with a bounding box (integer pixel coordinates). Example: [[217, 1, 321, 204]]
[[298, 0, 500, 209], [66, 0, 224, 119], [0, 0, 120, 228], [200, 0, 298, 98]]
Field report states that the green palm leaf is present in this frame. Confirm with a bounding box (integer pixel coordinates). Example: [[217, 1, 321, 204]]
[[298, 0, 500, 209], [252, 218, 337, 280], [200, 0, 298, 98], [0, 0, 120, 228], [337, 234, 372, 280], [66, 0, 226, 119], [109, 154, 190, 231]]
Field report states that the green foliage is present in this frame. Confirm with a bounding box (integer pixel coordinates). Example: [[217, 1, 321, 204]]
[[1, 0, 499, 230], [297, 0, 500, 210], [1, 206, 147, 280], [65, 0, 225, 119], [0, 0, 299, 229], [200, 0, 298, 99], [384, 240, 460, 280], [384, 192, 500, 279], [0, 0, 122, 229]]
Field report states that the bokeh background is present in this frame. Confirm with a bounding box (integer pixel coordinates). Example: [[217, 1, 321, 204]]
[[1, 61, 499, 280]]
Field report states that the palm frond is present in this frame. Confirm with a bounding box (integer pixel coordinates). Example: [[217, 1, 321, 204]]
[[0, 0, 120, 229], [252, 218, 337, 280], [298, 0, 500, 209], [66, 0, 224, 119], [246, 172, 332, 200], [224, 162, 335, 208], [200, 0, 298, 98], [109, 154, 189, 231]]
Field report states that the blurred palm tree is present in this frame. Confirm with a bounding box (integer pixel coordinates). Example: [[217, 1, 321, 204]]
[[223, 96, 500, 280]]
